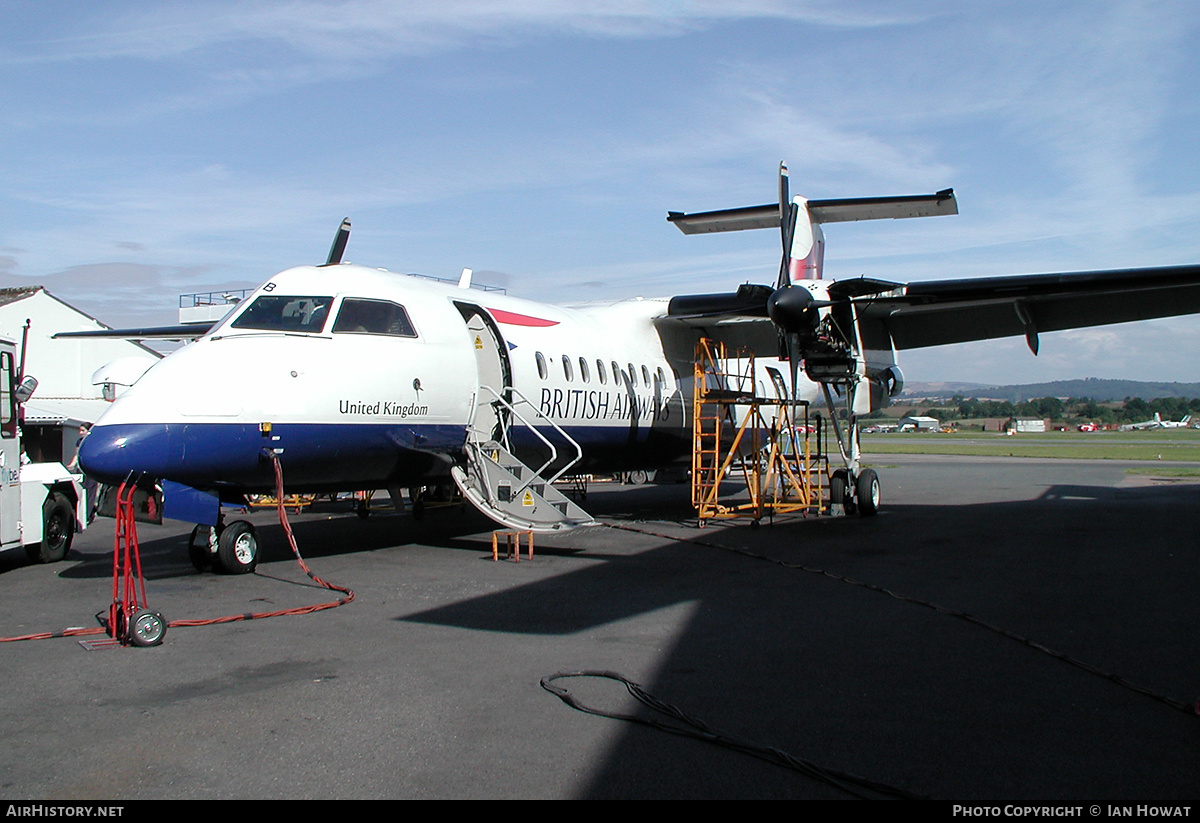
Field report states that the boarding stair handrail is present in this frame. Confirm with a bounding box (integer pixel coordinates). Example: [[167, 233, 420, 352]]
[[470, 384, 585, 496]]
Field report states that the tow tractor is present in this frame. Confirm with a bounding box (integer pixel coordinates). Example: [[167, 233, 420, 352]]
[[0, 337, 87, 564]]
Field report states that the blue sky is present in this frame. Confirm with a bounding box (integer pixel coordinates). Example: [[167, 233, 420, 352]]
[[3, 0, 1200, 385]]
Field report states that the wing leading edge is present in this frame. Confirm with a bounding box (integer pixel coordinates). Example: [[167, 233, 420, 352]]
[[53, 323, 214, 340], [867, 264, 1200, 352]]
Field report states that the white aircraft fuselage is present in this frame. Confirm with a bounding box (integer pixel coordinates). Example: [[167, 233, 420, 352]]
[[79, 263, 814, 494]]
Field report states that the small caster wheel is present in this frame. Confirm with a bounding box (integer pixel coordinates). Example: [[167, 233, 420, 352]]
[[128, 609, 167, 647]]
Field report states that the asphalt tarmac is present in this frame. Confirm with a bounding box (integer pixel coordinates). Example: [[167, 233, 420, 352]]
[[1, 453, 1197, 800]]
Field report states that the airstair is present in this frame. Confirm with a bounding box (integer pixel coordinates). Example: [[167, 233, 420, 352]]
[[451, 385, 595, 532]]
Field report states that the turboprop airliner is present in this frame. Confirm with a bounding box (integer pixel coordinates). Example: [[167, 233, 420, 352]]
[[70, 164, 1200, 574], [1119, 413, 1193, 430]]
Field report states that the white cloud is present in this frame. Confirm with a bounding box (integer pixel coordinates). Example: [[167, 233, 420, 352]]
[[3, 1, 1200, 384]]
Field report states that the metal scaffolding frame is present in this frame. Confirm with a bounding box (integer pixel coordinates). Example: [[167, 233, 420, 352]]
[[691, 338, 829, 527]]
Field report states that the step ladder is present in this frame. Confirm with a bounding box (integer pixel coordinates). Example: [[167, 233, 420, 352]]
[[451, 385, 595, 532], [691, 339, 752, 514], [691, 338, 829, 526]]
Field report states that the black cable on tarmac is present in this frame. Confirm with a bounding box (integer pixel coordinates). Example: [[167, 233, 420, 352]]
[[541, 670, 926, 800]]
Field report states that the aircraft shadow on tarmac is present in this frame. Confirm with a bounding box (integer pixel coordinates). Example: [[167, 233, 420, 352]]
[[36, 482, 699, 581], [46, 498, 516, 580], [399, 481, 1200, 799]]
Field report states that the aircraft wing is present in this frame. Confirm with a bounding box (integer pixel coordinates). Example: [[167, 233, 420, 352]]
[[861, 264, 1200, 351], [53, 324, 214, 340], [661, 263, 1200, 357]]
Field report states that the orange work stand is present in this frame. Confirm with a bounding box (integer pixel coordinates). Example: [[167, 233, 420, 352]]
[[492, 530, 534, 561]]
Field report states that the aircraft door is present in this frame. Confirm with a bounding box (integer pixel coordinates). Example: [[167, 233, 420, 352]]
[[454, 304, 512, 443]]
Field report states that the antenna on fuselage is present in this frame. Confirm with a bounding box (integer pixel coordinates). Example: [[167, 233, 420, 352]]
[[458, 268, 473, 289], [323, 218, 351, 266]]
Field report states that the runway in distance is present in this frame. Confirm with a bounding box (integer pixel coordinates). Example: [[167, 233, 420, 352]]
[[67, 163, 1200, 574]]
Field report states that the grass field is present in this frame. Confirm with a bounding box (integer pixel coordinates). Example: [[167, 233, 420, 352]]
[[860, 427, 1200, 463]]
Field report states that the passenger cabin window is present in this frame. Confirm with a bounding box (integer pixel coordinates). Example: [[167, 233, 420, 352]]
[[536, 352, 548, 380], [232, 295, 332, 333], [579, 358, 590, 383], [332, 298, 417, 337], [562, 355, 573, 382], [628, 363, 637, 386], [642, 365, 651, 386], [596, 360, 607, 385]]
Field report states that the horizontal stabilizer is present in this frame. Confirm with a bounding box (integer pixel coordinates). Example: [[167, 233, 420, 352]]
[[668, 189, 956, 234], [808, 190, 957, 224], [668, 204, 780, 234]]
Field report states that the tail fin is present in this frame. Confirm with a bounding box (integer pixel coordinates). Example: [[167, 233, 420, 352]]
[[785, 199, 825, 282]]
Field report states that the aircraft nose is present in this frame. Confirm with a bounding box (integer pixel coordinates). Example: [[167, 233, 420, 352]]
[[78, 423, 173, 484]]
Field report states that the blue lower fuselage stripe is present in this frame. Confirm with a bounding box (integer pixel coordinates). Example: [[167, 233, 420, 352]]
[[79, 420, 691, 492]]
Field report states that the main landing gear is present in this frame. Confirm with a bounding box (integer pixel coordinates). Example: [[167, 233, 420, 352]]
[[188, 518, 260, 574], [817, 372, 882, 518], [830, 467, 880, 517]]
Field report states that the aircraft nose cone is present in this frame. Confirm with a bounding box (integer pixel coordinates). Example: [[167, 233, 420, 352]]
[[78, 423, 172, 484]]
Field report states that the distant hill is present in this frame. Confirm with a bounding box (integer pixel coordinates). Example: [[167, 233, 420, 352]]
[[901, 378, 1200, 403]]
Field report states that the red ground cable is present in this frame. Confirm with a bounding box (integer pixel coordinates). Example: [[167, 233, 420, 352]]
[[167, 454, 354, 628], [2, 455, 354, 642]]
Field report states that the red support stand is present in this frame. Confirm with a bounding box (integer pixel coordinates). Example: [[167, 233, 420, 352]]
[[107, 481, 166, 647]]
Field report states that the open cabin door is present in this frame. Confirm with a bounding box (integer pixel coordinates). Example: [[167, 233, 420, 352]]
[[454, 302, 512, 442], [449, 301, 593, 532]]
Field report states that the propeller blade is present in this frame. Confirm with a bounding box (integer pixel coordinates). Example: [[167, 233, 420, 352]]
[[324, 218, 351, 266], [786, 331, 805, 456], [778, 162, 795, 289], [787, 332, 800, 402], [778, 161, 790, 255]]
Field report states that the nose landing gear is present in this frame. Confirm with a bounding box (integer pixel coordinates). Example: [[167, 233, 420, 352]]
[[188, 518, 260, 574]]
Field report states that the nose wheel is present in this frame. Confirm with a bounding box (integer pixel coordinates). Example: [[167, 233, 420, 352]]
[[217, 520, 259, 574], [188, 520, 260, 574]]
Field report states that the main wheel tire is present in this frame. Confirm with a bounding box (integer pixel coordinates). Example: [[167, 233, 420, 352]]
[[830, 469, 855, 515], [27, 492, 74, 564], [855, 468, 881, 517], [216, 520, 259, 574], [628, 470, 649, 485], [128, 609, 167, 647]]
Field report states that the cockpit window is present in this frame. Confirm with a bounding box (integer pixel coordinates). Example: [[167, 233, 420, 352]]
[[231, 295, 332, 333], [332, 298, 417, 337]]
